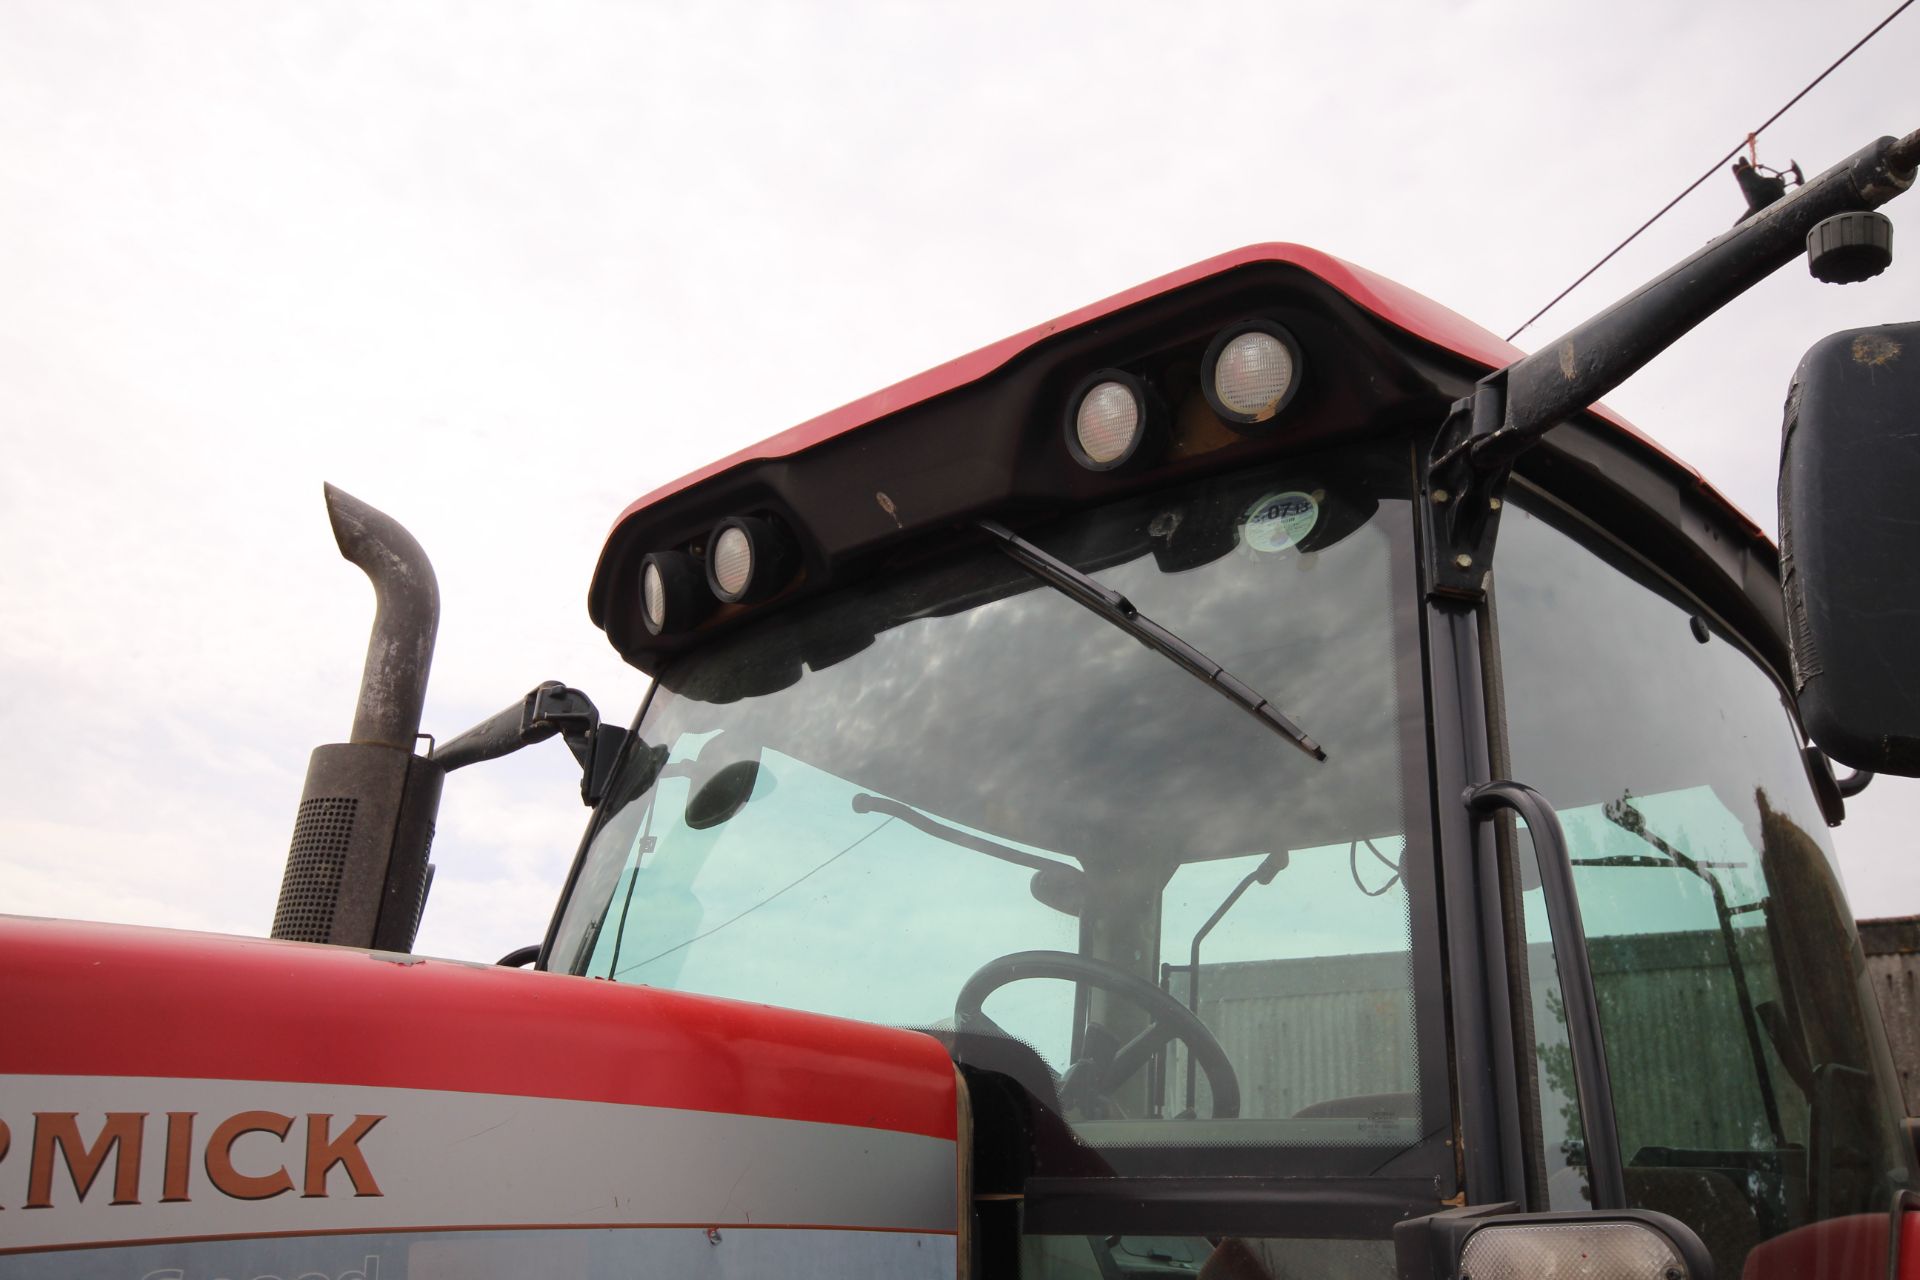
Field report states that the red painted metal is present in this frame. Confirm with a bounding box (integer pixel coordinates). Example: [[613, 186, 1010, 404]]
[[1739, 1212, 1894, 1280], [0, 916, 958, 1141], [602, 242, 1763, 544]]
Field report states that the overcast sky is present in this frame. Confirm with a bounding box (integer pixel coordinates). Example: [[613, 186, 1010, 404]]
[[3, 1, 1916, 965]]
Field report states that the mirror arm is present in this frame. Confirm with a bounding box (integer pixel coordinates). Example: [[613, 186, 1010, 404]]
[[1180, 851, 1287, 1116], [1425, 127, 1917, 601], [1492, 129, 1914, 463], [431, 681, 629, 806]]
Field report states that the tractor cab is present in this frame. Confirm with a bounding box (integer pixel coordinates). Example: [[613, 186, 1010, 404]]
[[214, 130, 1920, 1280], [539, 231, 1915, 1275]]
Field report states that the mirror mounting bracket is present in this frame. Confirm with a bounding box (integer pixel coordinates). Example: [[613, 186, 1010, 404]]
[[431, 681, 632, 806], [1422, 372, 1514, 603], [1421, 128, 1916, 607]]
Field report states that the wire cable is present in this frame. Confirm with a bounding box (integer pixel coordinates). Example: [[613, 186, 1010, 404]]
[[1506, 0, 1915, 343], [601, 798, 657, 980]]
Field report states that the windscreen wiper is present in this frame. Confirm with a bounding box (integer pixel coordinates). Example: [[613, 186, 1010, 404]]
[[977, 519, 1325, 761]]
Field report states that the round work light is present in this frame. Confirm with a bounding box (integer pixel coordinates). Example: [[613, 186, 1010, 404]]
[[704, 515, 798, 605], [1202, 319, 1302, 430], [710, 525, 754, 598], [643, 560, 667, 622], [639, 550, 712, 636], [1064, 369, 1162, 472]]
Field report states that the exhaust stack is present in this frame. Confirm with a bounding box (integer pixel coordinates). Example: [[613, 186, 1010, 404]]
[[270, 484, 446, 952]]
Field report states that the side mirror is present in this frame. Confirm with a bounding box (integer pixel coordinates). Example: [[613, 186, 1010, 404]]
[[1778, 321, 1920, 775], [684, 760, 764, 829]]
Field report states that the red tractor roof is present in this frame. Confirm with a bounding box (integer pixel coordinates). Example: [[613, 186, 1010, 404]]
[[604, 243, 1757, 542], [589, 243, 1779, 673]]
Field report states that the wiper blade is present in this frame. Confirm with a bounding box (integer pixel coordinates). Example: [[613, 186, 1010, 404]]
[[977, 519, 1325, 762]]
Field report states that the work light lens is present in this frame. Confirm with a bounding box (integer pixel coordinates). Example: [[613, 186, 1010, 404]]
[[711, 525, 754, 599], [640, 550, 711, 636], [1459, 1221, 1691, 1280], [1213, 330, 1296, 421], [704, 515, 799, 606], [642, 561, 667, 629], [1075, 381, 1142, 464]]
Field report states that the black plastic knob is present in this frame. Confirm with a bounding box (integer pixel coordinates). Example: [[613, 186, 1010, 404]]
[[1807, 211, 1894, 284]]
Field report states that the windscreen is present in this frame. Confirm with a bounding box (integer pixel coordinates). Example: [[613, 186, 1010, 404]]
[[549, 440, 1441, 1173]]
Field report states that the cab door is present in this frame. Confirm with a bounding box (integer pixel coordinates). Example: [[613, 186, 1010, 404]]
[[1483, 490, 1913, 1280]]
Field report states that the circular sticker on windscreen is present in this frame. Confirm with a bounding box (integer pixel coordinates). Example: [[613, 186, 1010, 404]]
[[1242, 490, 1319, 553]]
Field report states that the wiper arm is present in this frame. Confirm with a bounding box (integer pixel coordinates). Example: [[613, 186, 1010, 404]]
[[977, 519, 1325, 762], [852, 792, 1065, 873]]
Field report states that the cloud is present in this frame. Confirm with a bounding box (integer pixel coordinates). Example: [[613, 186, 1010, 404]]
[[3, 0, 1915, 968]]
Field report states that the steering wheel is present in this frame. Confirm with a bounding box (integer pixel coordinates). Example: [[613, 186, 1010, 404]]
[[954, 950, 1240, 1119]]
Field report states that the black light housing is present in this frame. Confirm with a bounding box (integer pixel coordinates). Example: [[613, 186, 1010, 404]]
[[705, 515, 799, 605], [1063, 369, 1164, 472], [1144, 480, 1241, 574], [640, 550, 713, 636], [1202, 318, 1303, 432]]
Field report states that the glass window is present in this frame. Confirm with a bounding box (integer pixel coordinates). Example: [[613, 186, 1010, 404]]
[[1494, 493, 1913, 1276], [1020, 1231, 1393, 1279], [581, 743, 1080, 1053], [1158, 836, 1416, 1125], [549, 442, 1442, 1178], [1507, 814, 1589, 1211]]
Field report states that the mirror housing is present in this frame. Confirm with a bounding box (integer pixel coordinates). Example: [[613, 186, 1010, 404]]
[[684, 759, 764, 829], [1779, 321, 1920, 775]]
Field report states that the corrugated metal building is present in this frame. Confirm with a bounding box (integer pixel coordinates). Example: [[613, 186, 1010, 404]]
[[1860, 915, 1919, 1115], [1163, 921, 1917, 1125]]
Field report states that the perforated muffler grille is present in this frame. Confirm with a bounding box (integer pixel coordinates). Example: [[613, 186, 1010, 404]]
[[272, 796, 357, 942]]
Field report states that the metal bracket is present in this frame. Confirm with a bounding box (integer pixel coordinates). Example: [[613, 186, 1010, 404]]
[[524, 684, 637, 807], [1418, 129, 1920, 604], [1421, 372, 1516, 602], [524, 682, 600, 770], [431, 680, 632, 807]]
